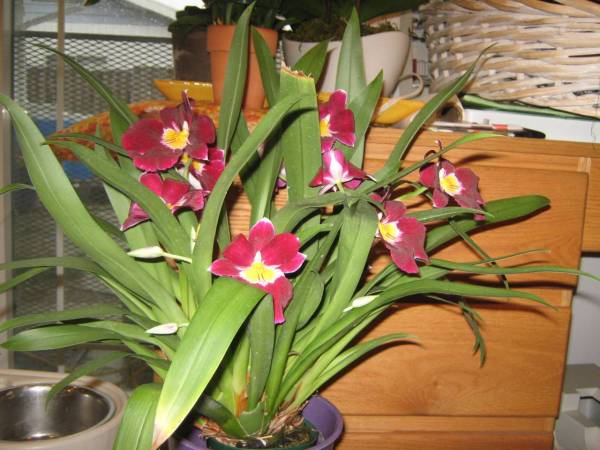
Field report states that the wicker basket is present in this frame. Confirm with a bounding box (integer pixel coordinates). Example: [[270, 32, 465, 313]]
[[421, 0, 600, 117]]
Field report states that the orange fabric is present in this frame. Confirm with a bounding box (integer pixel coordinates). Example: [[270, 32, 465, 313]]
[[50, 100, 265, 161]]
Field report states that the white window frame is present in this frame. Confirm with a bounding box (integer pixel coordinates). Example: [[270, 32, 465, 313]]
[[0, 0, 14, 368]]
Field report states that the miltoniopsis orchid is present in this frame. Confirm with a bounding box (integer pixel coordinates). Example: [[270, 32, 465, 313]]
[[122, 92, 216, 171], [121, 173, 205, 230], [419, 156, 485, 218], [310, 149, 367, 194], [209, 219, 306, 324], [319, 90, 356, 152], [377, 201, 428, 274], [179, 147, 225, 193]]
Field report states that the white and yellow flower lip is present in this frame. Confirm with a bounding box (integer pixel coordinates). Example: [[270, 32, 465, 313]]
[[439, 167, 463, 196], [161, 120, 190, 150], [378, 220, 401, 244], [239, 252, 283, 286]]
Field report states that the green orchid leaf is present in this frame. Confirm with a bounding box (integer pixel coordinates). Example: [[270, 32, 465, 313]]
[[279, 67, 321, 203], [1, 325, 119, 351], [0, 256, 104, 273], [192, 92, 307, 299], [152, 279, 264, 447], [113, 383, 162, 450], [247, 298, 275, 411], [45, 139, 190, 256], [408, 206, 492, 222], [311, 333, 412, 396], [217, 3, 254, 152], [309, 200, 378, 340], [0, 182, 34, 195], [265, 214, 343, 415], [272, 192, 345, 233], [344, 71, 383, 167], [195, 395, 247, 438], [430, 258, 600, 282], [39, 45, 136, 126], [0, 305, 126, 334], [365, 132, 499, 194], [47, 351, 129, 405], [375, 56, 487, 180], [0, 268, 48, 294], [426, 195, 550, 252], [292, 40, 329, 83], [252, 27, 279, 106], [335, 8, 366, 102], [54, 133, 129, 157], [0, 93, 184, 324], [279, 278, 551, 404], [296, 271, 325, 329], [82, 320, 177, 359]]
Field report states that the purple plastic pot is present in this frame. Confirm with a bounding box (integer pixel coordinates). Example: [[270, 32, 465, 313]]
[[175, 397, 343, 450]]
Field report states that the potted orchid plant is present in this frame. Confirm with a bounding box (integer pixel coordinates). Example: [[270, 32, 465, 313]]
[[0, 3, 594, 450]]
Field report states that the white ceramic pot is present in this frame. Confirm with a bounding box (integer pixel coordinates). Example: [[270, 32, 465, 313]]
[[0, 369, 128, 450], [283, 31, 410, 97]]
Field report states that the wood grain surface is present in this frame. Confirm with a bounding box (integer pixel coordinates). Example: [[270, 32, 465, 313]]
[[227, 130, 593, 449]]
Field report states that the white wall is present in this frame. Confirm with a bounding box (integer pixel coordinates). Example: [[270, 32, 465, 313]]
[[567, 256, 600, 365]]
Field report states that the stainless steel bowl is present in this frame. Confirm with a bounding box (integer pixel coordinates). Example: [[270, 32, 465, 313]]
[[0, 383, 115, 441]]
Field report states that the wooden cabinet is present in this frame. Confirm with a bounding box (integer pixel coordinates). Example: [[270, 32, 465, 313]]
[[318, 130, 600, 450]]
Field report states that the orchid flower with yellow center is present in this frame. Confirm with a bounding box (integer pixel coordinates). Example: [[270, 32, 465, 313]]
[[319, 90, 356, 152], [420, 156, 485, 219], [376, 201, 428, 274], [121, 173, 205, 231], [209, 219, 306, 323], [122, 92, 216, 171], [310, 149, 367, 194], [179, 147, 225, 193]]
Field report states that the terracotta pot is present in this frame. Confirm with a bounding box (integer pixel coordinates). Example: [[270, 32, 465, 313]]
[[207, 25, 278, 110]]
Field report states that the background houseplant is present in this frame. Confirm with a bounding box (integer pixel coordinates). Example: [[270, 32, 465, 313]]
[[202, 0, 282, 108], [0, 3, 594, 450], [281, 0, 428, 95]]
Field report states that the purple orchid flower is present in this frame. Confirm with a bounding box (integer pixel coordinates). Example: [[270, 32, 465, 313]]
[[319, 90, 356, 152]]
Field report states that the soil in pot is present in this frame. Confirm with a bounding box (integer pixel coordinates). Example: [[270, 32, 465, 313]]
[[207, 420, 319, 449]]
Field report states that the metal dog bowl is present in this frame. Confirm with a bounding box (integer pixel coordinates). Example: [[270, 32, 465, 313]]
[[0, 383, 115, 441]]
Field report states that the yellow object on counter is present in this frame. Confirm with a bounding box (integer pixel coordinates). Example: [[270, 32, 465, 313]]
[[317, 92, 424, 125], [154, 79, 214, 103], [154, 79, 424, 125]]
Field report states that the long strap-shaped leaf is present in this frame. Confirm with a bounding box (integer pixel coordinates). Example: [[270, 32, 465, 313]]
[[46, 139, 190, 256], [292, 41, 329, 83], [426, 195, 550, 252], [0, 304, 125, 333], [276, 279, 550, 405], [191, 93, 306, 300], [279, 67, 321, 203], [39, 45, 137, 125], [335, 8, 366, 102], [0, 94, 185, 324], [307, 200, 378, 341], [217, 3, 254, 153], [375, 57, 486, 180], [114, 383, 162, 450], [152, 278, 264, 448], [1, 324, 119, 351]]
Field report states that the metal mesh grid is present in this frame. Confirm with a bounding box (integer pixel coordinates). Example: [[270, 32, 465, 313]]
[[11, 31, 173, 388]]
